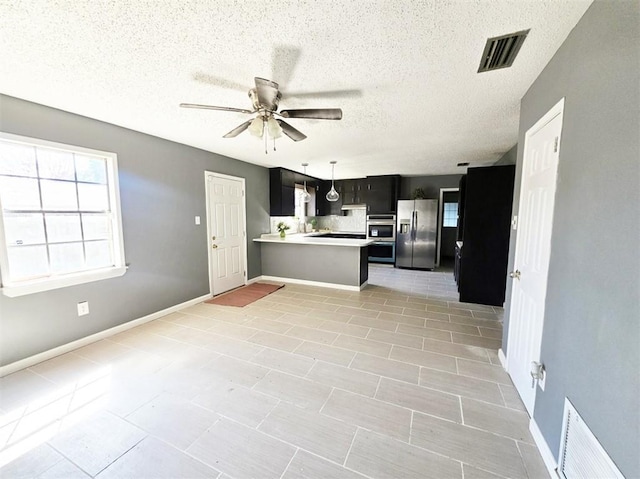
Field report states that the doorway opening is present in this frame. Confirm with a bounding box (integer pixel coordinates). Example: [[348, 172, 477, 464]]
[[436, 187, 459, 269]]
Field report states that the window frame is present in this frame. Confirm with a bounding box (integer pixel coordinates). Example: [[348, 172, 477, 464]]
[[0, 132, 127, 297]]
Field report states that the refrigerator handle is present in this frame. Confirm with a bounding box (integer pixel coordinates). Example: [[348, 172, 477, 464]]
[[411, 211, 417, 241]]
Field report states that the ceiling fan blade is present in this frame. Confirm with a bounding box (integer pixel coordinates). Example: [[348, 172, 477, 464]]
[[272, 45, 301, 88], [223, 120, 253, 138], [254, 77, 281, 110], [192, 72, 248, 91], [279, 108, 343, 120], [285, 89, 362, 99], [180, 103, 254, 114], [277, 120, 307, 142]]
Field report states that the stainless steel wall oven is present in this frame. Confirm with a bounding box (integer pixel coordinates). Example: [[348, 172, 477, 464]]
[[367, 215, 396, 263], [367, 215, 396, 242]]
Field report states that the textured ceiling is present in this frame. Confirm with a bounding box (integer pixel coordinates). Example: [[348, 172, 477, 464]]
[[0, 0, 592, 180]]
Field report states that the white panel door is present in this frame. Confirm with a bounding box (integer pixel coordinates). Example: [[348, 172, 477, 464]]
[[206, 173, 246, 295], [507, 100, 564, 416]]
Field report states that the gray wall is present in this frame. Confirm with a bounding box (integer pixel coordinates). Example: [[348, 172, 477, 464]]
[[400, 174, 462, 200], [501, 2, 639, 476], [493, 144, 517, 166], [0, 94, 270, 367]]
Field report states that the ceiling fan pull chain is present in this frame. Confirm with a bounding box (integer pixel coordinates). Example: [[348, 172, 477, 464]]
[[273, 138, 277, 151], [264, 121, 268, 154]]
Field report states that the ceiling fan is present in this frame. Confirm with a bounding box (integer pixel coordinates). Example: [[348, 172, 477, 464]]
[[180, 77, 343, 150]]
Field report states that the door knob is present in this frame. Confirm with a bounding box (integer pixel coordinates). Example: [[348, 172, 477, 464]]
[[509, 270, 521, 279], [212, 236, 216, 240], [212, 243, 218, 249]]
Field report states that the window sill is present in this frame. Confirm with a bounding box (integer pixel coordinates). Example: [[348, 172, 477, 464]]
[[1, 266, 127, 297]]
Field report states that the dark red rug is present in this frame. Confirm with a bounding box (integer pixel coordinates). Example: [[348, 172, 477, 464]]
[[205, 282, 284, 307]]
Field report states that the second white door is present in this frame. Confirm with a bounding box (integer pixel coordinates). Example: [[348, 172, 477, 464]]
[[206, 172, 246, 295], [507, 99, 564, 415]]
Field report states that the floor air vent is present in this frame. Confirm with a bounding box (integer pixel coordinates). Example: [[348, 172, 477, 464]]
[[477, 29, 529, 73], [558, 399, 623, 479]]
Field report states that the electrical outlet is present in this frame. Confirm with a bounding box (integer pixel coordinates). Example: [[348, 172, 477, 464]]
[[77, 301, 89, 316]]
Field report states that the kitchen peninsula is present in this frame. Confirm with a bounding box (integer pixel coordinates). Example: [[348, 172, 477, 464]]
[[253, 233, 373, 290]]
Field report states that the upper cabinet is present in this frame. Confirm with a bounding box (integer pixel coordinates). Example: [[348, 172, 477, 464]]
[[341, 179, 366, 205], [269, 167, 320, 217], [316, 180, 343, 216], [269, 168, 296, 216], [366, 175, 400, 214], [270, 169, 399, 217]]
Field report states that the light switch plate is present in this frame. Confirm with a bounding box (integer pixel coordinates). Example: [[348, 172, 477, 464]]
[[511, 215, 518, 230], [195, 216, 201, 225]]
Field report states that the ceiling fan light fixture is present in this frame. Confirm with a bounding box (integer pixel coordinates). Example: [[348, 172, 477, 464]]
[[248, 117, 264, 137], [267, 117, 283, 139], [326, 161, 340, 202]]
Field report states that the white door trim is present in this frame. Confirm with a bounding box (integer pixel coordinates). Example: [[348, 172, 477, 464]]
[[436, 187, 459, 267], [506, 97, 564, 411], [204, 171, 248, 295]]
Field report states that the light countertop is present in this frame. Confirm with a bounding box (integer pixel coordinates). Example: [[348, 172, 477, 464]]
[[254, 233, 373, 247]]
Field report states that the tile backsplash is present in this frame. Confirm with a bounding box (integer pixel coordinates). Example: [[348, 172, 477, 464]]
[[270, 209, 366, 233], [318, 209, 366, 232]]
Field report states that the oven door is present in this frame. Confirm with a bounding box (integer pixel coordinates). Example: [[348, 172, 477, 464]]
[[367, 223, 396, 241], [368, 241, 396, 263]]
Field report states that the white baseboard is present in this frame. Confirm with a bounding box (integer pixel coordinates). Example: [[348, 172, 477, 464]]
[[0, 293, 211, 378], [259, 275, 365, 291], [498, 348, 508, 370], [530, 418, 559, 478]]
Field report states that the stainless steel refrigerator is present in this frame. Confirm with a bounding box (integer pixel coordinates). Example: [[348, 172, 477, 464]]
[[396, 199, 438, 269]]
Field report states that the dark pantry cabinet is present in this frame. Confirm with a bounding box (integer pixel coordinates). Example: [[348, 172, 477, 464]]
[[457, 165, 515, 306]]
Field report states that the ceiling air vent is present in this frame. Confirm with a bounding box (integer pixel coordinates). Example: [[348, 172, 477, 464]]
[[478, 29, 530, 73]]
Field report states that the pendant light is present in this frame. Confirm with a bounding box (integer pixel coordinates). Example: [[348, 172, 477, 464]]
[[301, 163, 311, 203], [326, 161, 340, 202]]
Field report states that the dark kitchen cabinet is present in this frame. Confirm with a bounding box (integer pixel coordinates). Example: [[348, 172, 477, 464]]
[[269, 167, 320, 216], [269, 168, 295, 216], [458, 165, 515, 306], [456, 175, 467, 241], [366, 175, 399, 214], [342, 179, 366, 205], [317, 180, 343, 216]]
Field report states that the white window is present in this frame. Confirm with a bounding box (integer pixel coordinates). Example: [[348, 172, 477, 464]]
[[443, 202, 459, 227], [0, 132, 126, 297]]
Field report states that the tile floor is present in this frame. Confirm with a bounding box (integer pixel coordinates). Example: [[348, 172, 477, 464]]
[[0, 265, 550, 478]]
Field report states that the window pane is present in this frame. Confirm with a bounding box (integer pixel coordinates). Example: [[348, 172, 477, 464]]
[[85, 240, 113, 269], [78, 183, 109, 211], [49, 242, 84, 274], [0, 142, 37, 177], [3, 213, 46, 245], [7, 245, 49, 280], [37, 148, 75, 180], [76, 155, 107, 184], [40, 179, 78, 211], [45, 213, 82, 243], [0, 176, 41, 210], [82, 214, 111, 240]]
